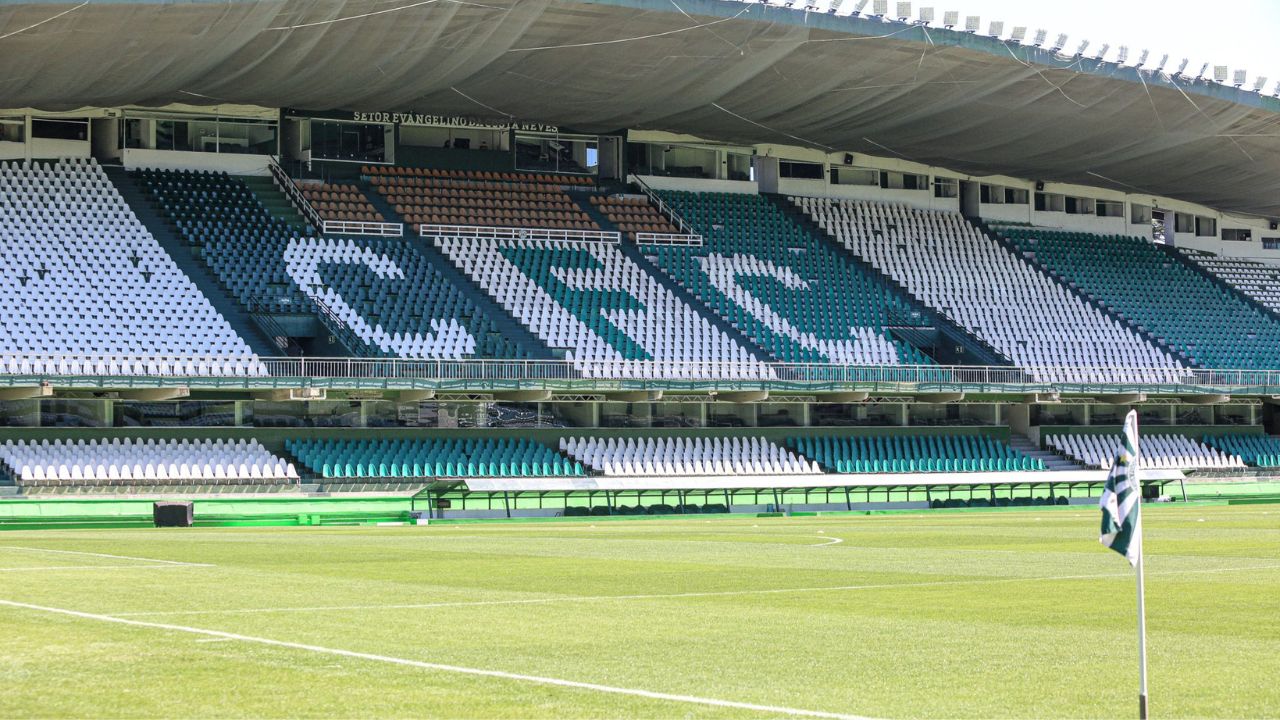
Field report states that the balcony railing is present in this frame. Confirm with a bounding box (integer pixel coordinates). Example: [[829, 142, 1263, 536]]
[[0, 356, 1277, 396], [418, 224, 621, 244]]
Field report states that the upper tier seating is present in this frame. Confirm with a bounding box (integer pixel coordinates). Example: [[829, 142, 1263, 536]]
[[1179, 249, 1280, 316], [560, 436, 818, 475], [0, 438, 297, 486], [296, 182, 384, 223], [590, 196, 680, 240], [1044, 433, 1244, 470], [1003, 229, 1280, 369], [0, 159, 262, 375], [134, 168, 527, 359], [648, 191, 931, 366], [790, 434, 1044, 473], [287, 437, 583, 478], [793, 198, 1185, 383], [1201, 434, 1280, 468], [436, 236, 766, 377], [366, 167, 597, 230]]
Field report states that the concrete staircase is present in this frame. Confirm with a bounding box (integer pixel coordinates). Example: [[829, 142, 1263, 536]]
[[104, 166, 279, 357], [240, 175, 309, 231], [1008, 434, 1088, 471]]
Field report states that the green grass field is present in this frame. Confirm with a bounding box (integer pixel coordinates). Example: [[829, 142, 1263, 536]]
[[1, 505, 1277, 719]]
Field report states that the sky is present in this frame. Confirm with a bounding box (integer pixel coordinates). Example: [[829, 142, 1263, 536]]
[[922, 0, 1280, 89]]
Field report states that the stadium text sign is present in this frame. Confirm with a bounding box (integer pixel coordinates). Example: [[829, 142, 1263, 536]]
[[351, 111, 557, 132]]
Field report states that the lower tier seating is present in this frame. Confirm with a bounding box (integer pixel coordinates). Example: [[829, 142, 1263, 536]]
[[1044, 433, 1244, 470], [1201, 434, 1280, 467], [0, 438, 297, 486], [560, 436, 818, 476], [1, 159, 261, 374], [436, 236, 766, 377], [790, 435, 1043, 473], [649, 191, 931, 366], [286, 438, 584, 478]]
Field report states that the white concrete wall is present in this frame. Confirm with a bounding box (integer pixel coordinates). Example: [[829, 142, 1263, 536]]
[[636, 174, 757, 195], [123, 148, 271, 175]]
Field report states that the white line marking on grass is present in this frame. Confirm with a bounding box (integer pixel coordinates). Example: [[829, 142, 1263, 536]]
[[0, 599, 874, 720], [0, 564, 213, 572], [811, 537, 844, 547], [113, 563, 1280, 618], [0, 546, 209, 567]]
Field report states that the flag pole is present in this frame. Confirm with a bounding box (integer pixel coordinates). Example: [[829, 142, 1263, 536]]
[[1134, 414, 1149, 720]]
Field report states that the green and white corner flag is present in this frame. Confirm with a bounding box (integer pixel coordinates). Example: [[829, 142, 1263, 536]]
[[1100, 410, 1142, 567]]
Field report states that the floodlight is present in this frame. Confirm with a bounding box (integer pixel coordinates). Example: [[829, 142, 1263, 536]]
[[917, 7, 934, 24], [1273, 80, 1280, 97], [1094, 44, 1110, 61], [1075, 40, 1089, 57], [1214, 65, 1228, 82], [1051, 33, 1067, 52], [1174, 58, 1188, 76], [1254, 76, 1268, 92], [987, 20, 1003, 36], [1232, 69, 1247, 86], [1117, 46, 1128, 64], [1031, 28, 1047, 47], [851, 0, 869, 15], [942, 10, 958, 27], [1156, 54, 1168, 72], [1136, 49, 1149, 68], [896, 1, 911, 21], [872, 0, 887, 16], [828, 0, 842, 12], [805, 0, 820, 10], [1196, 62, 1209, 79], [963, 15, 979, 32], [1010, 25, 1026, 42]]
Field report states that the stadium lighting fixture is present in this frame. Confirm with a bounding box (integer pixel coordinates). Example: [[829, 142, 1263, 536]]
[[896, 1, 911, 21], [850, 0, 869, 15], [987, 20, 1003, 37], [1213, 65, 1228, 83], [1009, 26, 1026, 43], [1273, 80, 1280, 97], [1135, 49, 1149, 68], [1117, 46, 1129, 64], [1156, 54, 1169, 72], [1094, 44, 1110, 61], [963, 15, 980, 32], [1174, 58, 1189, 76], [1031, 29, 1047, 47], [1075, 40, 1089, 57], [917, 6, 934, 24], [1232, 69, 1247, 87], [942, 10, 958, 28], [1051, 33, 1067, 52], [872, 0, 887, 17], [1253, 76, 1268, 92], [1196, 62, 1209, 79]]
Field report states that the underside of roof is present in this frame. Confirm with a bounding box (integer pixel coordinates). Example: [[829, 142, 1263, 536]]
[[2, 0, 1278, 217]]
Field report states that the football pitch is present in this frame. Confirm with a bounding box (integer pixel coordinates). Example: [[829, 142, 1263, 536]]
[[0, 506, 1277, 719]]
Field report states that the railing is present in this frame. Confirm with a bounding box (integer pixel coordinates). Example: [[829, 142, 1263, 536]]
[[635, 232, 704, 247], [629, 174, 700, 237], [3, 356, 1280, 396], [418, 224, 621, 244], [247, 297, 304, 357], [268, 156, 324, 232], [308, 296, 377, 359], [323, 220, 404, 237]]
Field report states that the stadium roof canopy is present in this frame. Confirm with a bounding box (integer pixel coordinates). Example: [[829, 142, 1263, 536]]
[[3, 0, 1279, 217]]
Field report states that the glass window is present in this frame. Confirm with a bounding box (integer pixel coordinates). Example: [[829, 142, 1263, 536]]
[[515, 132, 598, 175], [310, 119, 390, 163], [1222, 228, 1252, 242], [251, 400, 360, 428], [0, 117, 25, 143], [40, 399, 107, 427], [1131, 204, 1152, 225], [31, 118, 87, 141], [831, 167, 878, 186], [0, 399, 39, 427], [780, 160, 823, 180], [114, 401, 236, 427], [933, 177, 958, 198], [1005, 188, 1029, 204], [1096, 200, 1124, 217]]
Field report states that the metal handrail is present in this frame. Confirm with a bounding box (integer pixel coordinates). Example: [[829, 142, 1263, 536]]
[[2, 356, 1279, 395], [268, 156, 324, 233], [629, 174, 698, 237], [323, 220, 403, 237], [418, 224, 620, 243], [635, 232, 703, 247]]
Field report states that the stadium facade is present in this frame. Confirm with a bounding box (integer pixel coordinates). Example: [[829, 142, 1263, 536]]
[[1, 0, 1279, 523]]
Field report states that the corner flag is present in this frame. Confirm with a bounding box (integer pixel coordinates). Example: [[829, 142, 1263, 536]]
[[1098, 409, 1149, 719], [1100, 410, 1142, 566]]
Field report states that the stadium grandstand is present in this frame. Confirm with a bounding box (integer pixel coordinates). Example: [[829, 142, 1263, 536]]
[[1, 0, 1280, 525]]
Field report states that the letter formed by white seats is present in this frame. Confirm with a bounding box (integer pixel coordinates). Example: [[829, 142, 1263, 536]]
[[283, 238, 474, 359]]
